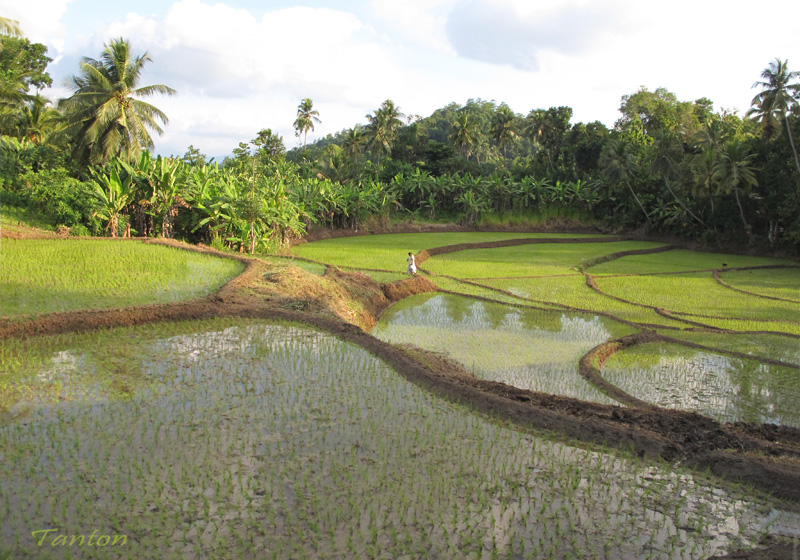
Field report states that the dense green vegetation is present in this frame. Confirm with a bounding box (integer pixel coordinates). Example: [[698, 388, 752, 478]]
[[3, 21, 800, 253]]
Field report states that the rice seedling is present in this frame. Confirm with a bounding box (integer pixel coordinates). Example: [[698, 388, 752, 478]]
[[720, 267, 800, 302], [0, 239, 243, 317], [291, 232, 606, 270], [664, 331, 800, 367], [0, 318, 772, 558], [482, 276, 686, 328], [587, 248, 794, 275], [594, 272, 800, 324], [3, 233, 795, 558], [422, 240, 666, 278], [602, 342, 800, 427]]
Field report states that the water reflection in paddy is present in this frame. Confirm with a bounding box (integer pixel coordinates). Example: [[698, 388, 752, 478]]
[[374, 293, 635, 404], [603, 343, 800, 428]]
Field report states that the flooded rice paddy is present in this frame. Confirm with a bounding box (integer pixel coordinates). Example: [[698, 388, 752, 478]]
[[0, 319, 772, 559], [602, 343, 800, 428], [374, 293, 635, 404]]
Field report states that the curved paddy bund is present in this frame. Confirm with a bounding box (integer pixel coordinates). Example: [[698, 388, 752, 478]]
[[2, 232, 800, 559]]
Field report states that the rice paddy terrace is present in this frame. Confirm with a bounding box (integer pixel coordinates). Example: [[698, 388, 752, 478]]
[[1, 231, 799, 559]]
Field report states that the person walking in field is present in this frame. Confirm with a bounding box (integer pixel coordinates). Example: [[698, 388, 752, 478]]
[[407, 252, 417, 275]]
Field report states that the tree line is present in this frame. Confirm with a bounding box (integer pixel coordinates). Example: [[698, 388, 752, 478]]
[[2, 21, 799, 253]]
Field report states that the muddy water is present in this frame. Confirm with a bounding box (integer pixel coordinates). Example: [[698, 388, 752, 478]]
[[374, 293, 635, 404], [0, 319, 772, 559]]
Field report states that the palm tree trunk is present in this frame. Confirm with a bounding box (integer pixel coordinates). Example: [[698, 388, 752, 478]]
[[733, 186, 752, 236], [625, 180, 652, 226], [784, 115, 800, 179], [663, 180, 709, 229], [249, 220, 256, 254]]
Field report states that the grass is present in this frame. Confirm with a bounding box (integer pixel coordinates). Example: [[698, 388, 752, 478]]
[[594, 272, 800, 324], [0, 318, 771, 559], [0, 203, 56, 232], [720, 267, 800, 302], [291, 232, 610, 270], [587, 249, 794, 275], [0, 239, 244, 316], [422, 241, 668, 278]]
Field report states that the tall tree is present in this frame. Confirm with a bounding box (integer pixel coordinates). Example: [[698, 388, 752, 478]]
[[0, 16, 23, 38], [525, 106, 573, 172], [341, 126, 365, 161], [599, 137, 651, 226], [748, 58, 800, 177], [59, 38, 176, 165], [365, 99, 404, 164], [651, 129, 709, 229], [0, 36, 52, 91], [449, 112, 479, 160], [491, 104, 519, 159], [713, 140, 758, 236], [8, 94, 63, 146], [293, 98, 320, 147]]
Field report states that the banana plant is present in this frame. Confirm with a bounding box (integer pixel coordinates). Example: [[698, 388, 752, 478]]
[[90, 161, 135, 237], [145, 155, 190, 238], [456, 188, 490, 227]]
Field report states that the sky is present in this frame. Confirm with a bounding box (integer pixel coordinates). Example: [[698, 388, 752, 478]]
[[3, 0, 800, 160]]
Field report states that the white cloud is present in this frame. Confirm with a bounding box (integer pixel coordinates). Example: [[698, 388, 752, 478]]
[[64, 0, 413, 156], [1, 0, 72, 50], [12, 0, 800, 159], [445, 0, 630, 71], [369, 0, 459, 54]]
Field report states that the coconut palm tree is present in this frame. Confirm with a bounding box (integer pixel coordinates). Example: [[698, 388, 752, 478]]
[[0, 64, 34, 110], [599, 137, 651, 226], [0, 16, 23, 37], [713, 140, 758, 236], [651, 129, 709, 229], [341, 125, 365, 161], [59, 38, 176, 165], [293, 98, 321, 147], [8, 94, 64, 146], [365, 99, 404, 165], [449, 112, 479, 160], [748, 58, 800, 176], [491, 104, 519, 159]]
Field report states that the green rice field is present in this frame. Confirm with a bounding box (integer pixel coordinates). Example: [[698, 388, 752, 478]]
[[2, 232, 799, 558], [359, 233, 799, 425], [0, 239, 243, 316]]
